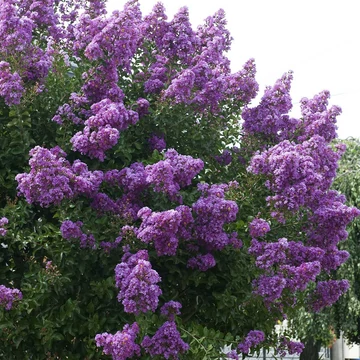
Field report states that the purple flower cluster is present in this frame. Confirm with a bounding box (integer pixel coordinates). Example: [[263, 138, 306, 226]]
[[310, 280, 350, 312], [142, 5, 258, 112], [114, 250, 162, 314], [0, 0, 56, 104], [95, 322, 141, 360], [0, 217, 8, 236], [160, 301, 182, 321], [148, 134, 166, 152], [141, 321, 189, 359], [277, 338, 305, 357], [145, 149, 204, 201], [249, 238, 323, 302], [0, 61, 24, 106], [242, 72, 296, 140], [237, 330, 265, 354], [187, 253, 216, 271], [214, 149, 232, 166], [137, 205, 193, 256], [192, 183, 238, 251], [0, 284, 23, 310], [249, 218, 270, 238], [60, 220, 96, 249], [71, 99, 139, 161], [298, 90, 340, 143], [248, 135, 344, 211], [15, 146, 103, 207]]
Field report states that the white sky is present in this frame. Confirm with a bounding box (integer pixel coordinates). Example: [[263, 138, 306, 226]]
[[107, 0, 360, 139]]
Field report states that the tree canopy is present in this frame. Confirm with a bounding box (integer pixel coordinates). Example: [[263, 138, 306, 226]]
[[0, 1, 358, 359]]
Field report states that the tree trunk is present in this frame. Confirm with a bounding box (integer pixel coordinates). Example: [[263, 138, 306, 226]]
[[300, 338, 321, 360]]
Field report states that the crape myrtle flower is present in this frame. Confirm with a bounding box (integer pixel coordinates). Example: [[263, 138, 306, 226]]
[[0, 285, 23, 310], [95, 322, 141, 360], [145, 149, 204, 202], [193, 183, 238, 251], [15, 146, 103, 207], [276, 337, 304, 357], [298, 90, 340, 143], [160, 301, 182, 321], [249, 218, 270, 238], [141, 321, 189, 359], [114, 249, 162, 314], [148, 133, 166, 152], [0, 217, 9, 236], [137, 205, 193, 256], [248, 135, 344, 211], [214, 149, 232, 166], [60, 220, 96, 249], [310, 279, 349, 312], [187, 253, 216, 271], [237, 330, 265, 354], [242, 72, 296, 141]]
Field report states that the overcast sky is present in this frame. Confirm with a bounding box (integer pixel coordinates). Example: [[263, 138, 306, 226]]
[[107, 0, 360, 139]]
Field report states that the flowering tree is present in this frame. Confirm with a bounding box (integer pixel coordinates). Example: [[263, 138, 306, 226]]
[[0, 0, 358, 359]]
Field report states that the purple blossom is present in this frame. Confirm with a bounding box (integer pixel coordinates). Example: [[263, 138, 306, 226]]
[[148, 134, 166, 152], [137, 206, 193, 256], [310, 280, 349, 312], [95, 322, 141, 360], [114, 250, 162, 314], [16, 146, 103, 207], [187, 253, 216, 271], [215, 149, 232, 166], [160, 301, 182, 321], [0, 62, 24, 106], [0, 285, 23, 310], [141, 321, 189, 359], [0, 217, 9, 236], [249, 218, 270, 238], [237, 330, 265, 354], [60, 220, 96, 249], [145, 149, 204, 201], [192, 183, 238, 251]]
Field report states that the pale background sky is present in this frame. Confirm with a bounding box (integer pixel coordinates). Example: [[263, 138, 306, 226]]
[[107, 0, 360, 139]]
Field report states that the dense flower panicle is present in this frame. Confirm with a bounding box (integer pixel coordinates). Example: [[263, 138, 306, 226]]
[[250, 238, 324, 300], [148, 133, 166, 152], [277, 338, 305, 357], [242, 72, 296, 140], [225, 58, 259, 105], [15, 146, 103, 207], [71, 99, 139, 160], [137, 206, 193, 256], [0, 62, 25, 106], [143, 55, 169, 94], [192, 183, 238, 251], [237, 330, 265, 354], [225, 350, 239, 359], [141, 321, 189, 359], [187, 253, 216, 271], [297, 90, 339, 143], [0, 284, 23, 310], [145, 149, 204, 201], [306, 190, 360, 251], [76, 0, 142, 72], [95, 322, 141, 360], [160, 301, 182, 321], [310, 280, 350, 312], [249, 218, 270, 238], [0, 217, 9, 236], [215, 149, 232, 166], [115, 250, 162, 314], [248, 135, 344, 211], [60, 220, 96, 249]]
